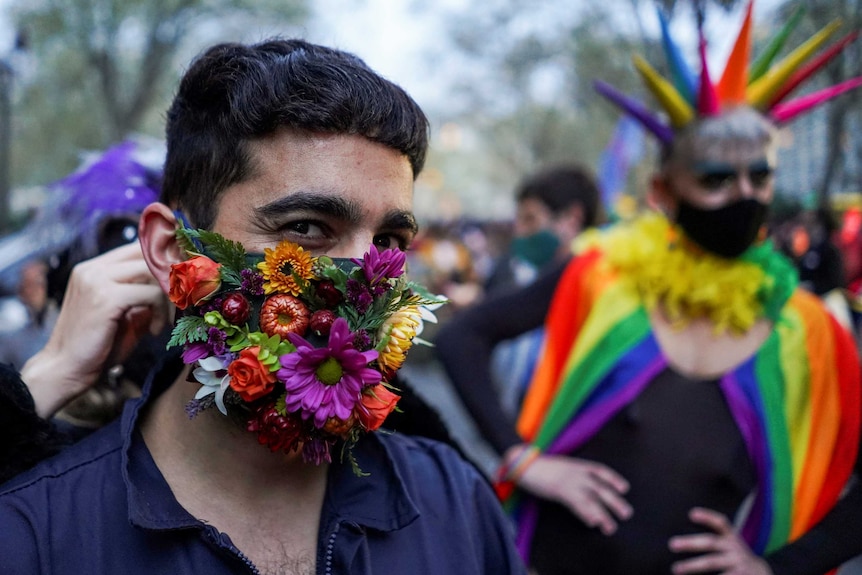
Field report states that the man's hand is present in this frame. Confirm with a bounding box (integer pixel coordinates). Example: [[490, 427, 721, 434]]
[[669, 507, 773, 575], [21, 242, 169, 418], [516, 453, 632, 535]]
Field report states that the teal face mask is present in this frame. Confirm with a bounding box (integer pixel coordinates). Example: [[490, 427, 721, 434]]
[[510, 229, 560, 268]]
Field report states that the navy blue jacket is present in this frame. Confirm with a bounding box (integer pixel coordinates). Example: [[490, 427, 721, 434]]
[[0, 359, 526, 574]]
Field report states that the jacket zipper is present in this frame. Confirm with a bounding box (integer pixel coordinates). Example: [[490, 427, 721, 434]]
[[204, 525, 261, 575], [321, 522, 341, 574], [235, 547, 262, 575]]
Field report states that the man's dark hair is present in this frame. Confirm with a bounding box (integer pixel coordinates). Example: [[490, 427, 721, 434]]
[[515, 165, 603, 228], [161, 38, 430, 229]]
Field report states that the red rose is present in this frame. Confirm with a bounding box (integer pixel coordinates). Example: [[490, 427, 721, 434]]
[[355, 384, 400, 432], [169, 256, 222, 310], [228, 347, 277, 402]]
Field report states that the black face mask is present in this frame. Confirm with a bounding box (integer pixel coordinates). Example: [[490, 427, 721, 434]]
[[675, 198, 769, 259]]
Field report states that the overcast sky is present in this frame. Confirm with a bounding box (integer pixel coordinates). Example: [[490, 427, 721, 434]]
[[305, 0, 786, 115], [0, 0, 787, 115]]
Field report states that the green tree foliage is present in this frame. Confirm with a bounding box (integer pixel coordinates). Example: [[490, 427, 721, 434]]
[[7, 0, 308, 188], [438, 0, 745, 214], [773, 0, 862, 204]]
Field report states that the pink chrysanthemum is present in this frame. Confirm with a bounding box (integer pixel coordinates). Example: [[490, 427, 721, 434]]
[[352, 247, 405, 285], [277, 317, 381, 428]]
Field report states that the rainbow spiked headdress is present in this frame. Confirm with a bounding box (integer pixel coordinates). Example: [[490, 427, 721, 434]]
[[595, 1, 862, 146]]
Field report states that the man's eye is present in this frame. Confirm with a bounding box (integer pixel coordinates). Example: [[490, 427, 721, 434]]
[[284, 221, 325, 237], [749, 168, 773, 188], [697, 172, 735, 191], [373, 234, 408, 251]]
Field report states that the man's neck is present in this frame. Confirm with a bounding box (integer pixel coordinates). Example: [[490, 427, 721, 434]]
[[140, 368, 328, 574], [140, 367, 329, 516]]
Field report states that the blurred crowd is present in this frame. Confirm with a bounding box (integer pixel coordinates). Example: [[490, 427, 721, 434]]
[[405, 195, 862, 340]]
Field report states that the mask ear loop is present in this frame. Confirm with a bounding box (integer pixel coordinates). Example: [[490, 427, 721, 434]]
[[173, 210, 192, 230], [172, 210, 205, 253]]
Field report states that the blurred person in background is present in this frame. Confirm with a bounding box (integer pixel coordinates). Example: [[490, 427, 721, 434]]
[[0, 140, 171, 482], [460, 165, 603, 420], [0, 258, 56, 369], [409, 220, 483, 313], [772, 204, 853, 331], [484, 165, 603, 295]]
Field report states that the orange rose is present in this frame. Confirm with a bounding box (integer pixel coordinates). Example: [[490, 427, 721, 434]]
[[169, 256, 222, 310], [228, 347, 277, 402], [355, 384, 400, 432]]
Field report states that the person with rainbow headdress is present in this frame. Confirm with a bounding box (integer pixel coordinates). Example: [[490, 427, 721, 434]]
[[436, 3, 862, 574]]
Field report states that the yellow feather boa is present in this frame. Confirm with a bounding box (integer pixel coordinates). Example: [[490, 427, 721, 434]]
[[574, 213, 797, 334]]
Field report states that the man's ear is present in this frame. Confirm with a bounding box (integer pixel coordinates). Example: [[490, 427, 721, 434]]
[[139, 203, 184, 293]]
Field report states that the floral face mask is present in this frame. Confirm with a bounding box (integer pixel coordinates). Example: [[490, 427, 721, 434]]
[[166, 225, 445, 473]]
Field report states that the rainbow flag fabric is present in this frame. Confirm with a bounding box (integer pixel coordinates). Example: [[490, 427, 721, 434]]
[[508, 246, 861, 561]]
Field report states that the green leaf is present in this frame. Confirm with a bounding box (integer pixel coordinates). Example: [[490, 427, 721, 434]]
[[166, 316, 209, 349], [183, 229, 248, 275], [175, 227, 200, 255]]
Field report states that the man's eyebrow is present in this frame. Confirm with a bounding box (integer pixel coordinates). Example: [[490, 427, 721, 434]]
[[690, 161, 736, 174], [254, 192, 363, 224], [382, 210, 419, 236], [253, 191, 418, 235]]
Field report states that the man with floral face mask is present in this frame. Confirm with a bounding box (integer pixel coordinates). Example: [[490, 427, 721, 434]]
[[437, 5, 862, 574], [0, 39, 525, 575]]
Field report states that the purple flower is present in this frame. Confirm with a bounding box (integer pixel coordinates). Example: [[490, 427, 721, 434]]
[[352, 329, 372, 351], [241, 268, 265, 296], [200, 295, 225, 314], [276, 317, 381, 428], [206, 327, 228, 356], [352, 248, 405, 285], [346, 279, 374, 314], [182, 342, 209, 364], [184, 395, 214, 419], [302, 437, 334, 465]]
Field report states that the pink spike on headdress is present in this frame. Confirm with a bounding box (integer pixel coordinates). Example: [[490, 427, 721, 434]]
[[593, 80, 674, 144], [717, 0, 753, 106], [697, 35, 720, 116], [771, 77, 862, 123], [767, 31, 860, 109]]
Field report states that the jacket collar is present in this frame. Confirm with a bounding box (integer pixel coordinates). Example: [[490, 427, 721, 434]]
[[122, 353, 419, 533]]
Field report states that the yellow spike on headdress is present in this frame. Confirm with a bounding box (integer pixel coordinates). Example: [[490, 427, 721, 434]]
[[632, 54, 694, 127], [747, 19, 843, 108], [718, 0, 753, 105]]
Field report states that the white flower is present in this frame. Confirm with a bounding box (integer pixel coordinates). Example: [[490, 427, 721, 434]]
[[192, 356, 231, 415], [412, 300, 443, 347]]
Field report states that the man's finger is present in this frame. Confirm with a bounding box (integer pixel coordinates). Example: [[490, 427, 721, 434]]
[[671, 552, 730, 575], [688, 507, 733, 534]]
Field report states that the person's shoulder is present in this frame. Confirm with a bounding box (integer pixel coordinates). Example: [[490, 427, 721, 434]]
[[375, 432, 489, 491], [0, 418, 123, 497]]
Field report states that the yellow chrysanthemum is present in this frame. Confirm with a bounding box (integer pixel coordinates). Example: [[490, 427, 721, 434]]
[[256, 241, 315, 296], [376, 305, 422, 374]]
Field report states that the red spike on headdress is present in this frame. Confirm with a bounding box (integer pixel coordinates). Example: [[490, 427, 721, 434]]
[[697, 35, 720, 116], [717, 0, 753, 105]]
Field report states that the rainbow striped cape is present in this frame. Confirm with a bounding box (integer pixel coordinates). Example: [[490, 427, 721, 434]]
[[507, 246, 861, 560]]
